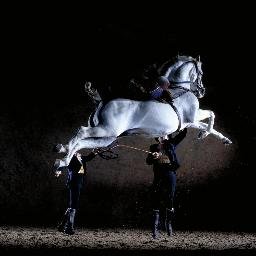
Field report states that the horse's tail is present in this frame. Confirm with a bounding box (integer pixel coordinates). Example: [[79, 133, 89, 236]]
[[88, 101, 104, 127]]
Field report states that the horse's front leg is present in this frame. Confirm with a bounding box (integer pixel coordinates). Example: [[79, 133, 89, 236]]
[[187, 121, 232, 144], [196, 109, 215, 139]]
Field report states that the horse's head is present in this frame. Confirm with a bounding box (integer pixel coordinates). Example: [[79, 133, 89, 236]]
[[161, 55, 205, 98]]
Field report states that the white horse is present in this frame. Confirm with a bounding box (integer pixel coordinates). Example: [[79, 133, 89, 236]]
[[54, 56, 232, 170]]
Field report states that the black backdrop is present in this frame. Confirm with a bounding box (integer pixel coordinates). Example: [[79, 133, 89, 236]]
[[1, 20, 255, 231]]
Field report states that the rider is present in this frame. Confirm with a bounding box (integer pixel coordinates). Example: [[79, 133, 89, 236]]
[[149, 76, 173, 103], [85, 75, 173, 104]]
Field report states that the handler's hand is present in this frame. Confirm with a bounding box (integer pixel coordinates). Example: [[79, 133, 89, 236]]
[[93, 148, 105, 155], [152, 152, 160, 159], [55, 170, 62, 178]]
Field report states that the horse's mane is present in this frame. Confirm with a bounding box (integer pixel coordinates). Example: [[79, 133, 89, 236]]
[[158, 55, 197, 78], [176, 55, 197, 62]]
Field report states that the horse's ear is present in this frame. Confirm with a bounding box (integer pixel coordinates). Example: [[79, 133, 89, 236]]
[[197, 55, 201, 62]]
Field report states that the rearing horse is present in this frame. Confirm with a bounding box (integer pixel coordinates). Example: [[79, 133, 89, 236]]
[[54, 56, 232, 170]]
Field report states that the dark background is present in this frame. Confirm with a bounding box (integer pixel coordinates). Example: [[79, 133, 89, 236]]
[[1, 17, 255, 231]]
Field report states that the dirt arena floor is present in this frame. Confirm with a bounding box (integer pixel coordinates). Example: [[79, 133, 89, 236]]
[[0, 226, 255, 255]]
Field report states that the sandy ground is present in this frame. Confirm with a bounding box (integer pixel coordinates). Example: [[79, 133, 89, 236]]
[[0, 226, 255, 255]]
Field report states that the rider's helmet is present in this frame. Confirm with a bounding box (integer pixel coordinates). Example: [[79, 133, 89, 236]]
[[155, 76, 170, 89]]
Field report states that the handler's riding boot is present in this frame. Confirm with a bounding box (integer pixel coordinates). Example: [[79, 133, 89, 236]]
[[152, 209, 160, 239], [57, 208, 71, 232], [63, 208, 76, 235], [165, 208, 174, 236]]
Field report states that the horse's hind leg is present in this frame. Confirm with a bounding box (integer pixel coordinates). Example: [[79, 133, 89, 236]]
[[54, 136, 117, 170], [55, 126, 90, 154], [66, 126, 117, 156], [54, 125, 119, 169], [196, 109, 215, 139], [68, 136, 117, 161], [56, 125, 116, 154]]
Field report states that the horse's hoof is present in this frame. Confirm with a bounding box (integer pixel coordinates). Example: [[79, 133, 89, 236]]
[[55, 170, 62, 177], [53, 144, 66, 153], [223, 138, 232, 145], [198, 131, 209, 140], [53, 159, 61, 170]]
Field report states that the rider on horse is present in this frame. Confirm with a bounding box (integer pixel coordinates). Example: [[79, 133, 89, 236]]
[[149, 76, 173, 103]]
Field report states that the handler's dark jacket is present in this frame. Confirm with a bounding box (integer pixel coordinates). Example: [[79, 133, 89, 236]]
[[67, 152, 97, 189], [66, 152, 97, 209], [146, 129, 187, 172], [68, 153, 96, 174]]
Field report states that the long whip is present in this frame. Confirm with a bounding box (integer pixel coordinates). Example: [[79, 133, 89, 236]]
[[96, 142, 154, 160], [111, 144, 152, 154]]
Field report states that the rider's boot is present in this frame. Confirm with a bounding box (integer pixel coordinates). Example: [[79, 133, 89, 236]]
[[161, 90, 174, 104]]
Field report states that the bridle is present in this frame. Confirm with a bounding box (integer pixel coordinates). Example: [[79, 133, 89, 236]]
[[169, 60, 204, 98]]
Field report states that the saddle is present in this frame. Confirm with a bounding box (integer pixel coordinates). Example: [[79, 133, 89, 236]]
[[159, 90, 173, 104]]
